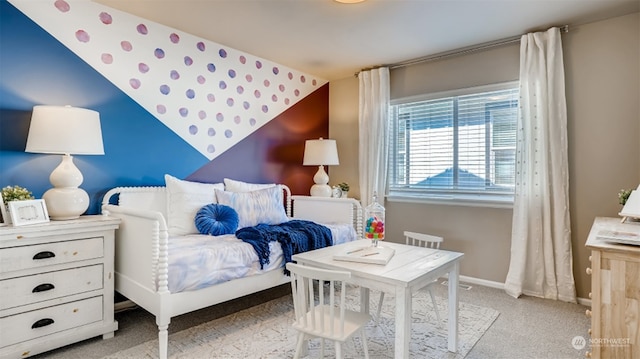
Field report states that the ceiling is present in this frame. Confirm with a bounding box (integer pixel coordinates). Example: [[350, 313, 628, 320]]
[[94, 0, 639, 81]]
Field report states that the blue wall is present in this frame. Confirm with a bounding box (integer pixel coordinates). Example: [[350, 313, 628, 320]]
[[0, 1, 328, 214]]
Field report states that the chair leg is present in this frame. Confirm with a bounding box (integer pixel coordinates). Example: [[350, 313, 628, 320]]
[[360, 328, 370, 359], [427, 288, 442, 327], [320, 338, 325, 358], [375, 291, 385, 324], [293, 332, 305, 359], [335, 341, 342, 359]]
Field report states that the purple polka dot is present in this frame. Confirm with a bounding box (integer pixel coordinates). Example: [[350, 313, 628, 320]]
[[170, 33, 180, 43], [216, 113, 224, 121], [207, 94, 215, 102], [239, 55, 246, 64], [179, 108, 188, 117], [137, 24, 148, 35], [261, 105, 269, 113], [224, 130, 233, 138], [255, 61, 262, 69], [207, 144, 215, 153], [279, 84, 285, 92], [226, 98, 234, 107], [75, 30, 90, 43], [198, 111, 207, 120], [55, 0, 70, 12], [219, 81, 227, 90], [263, 79, 270, 87], [129, 78, 140, 89], [243, 101, 250, 110], [272, 67, 279, 75], [228, 69, 236, 78], [312, 79, 317, 86], [294, 89, 300, 96], [245, 74, 253, 82], [234, 116, 241, 124], [208, 128, 216, 136], [219, 48, 227, 58], [236, 86, 244, 94], [186, 89, 195, 99], [154, 48, 165, 59], [254, 90, 261, 98], [160, 84, 170, 95], [99, 12, 112, 25], [197, 75, 206, 84], [285, 98, 290, 105], [139, 63, 149, 73], [157, 104, 166, 114], [288, 72, 293, 80], [272, 94, 278, 102], [249, 118, 257, 126], [207, 63, 216, 73], [189, 125, 197, 134], [184, 56, 193, 66], [197, 42, 205, 51], [121, 41, 132, 51], [300, 75, 306, 83], [170, 70, 180, 80], [101, 53, 113, 64]]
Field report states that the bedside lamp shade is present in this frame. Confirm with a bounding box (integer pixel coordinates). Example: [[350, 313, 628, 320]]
[[26, 105, 104, 220], [303, 138, 339, 197]]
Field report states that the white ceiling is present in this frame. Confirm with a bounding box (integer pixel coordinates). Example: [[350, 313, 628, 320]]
[[94, 0, 639, 81]]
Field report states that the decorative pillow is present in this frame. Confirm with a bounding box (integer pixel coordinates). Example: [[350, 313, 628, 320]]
[[223, 178, 276, 193], [165, 174, 224, 236], [195, 204, 239, 236], [215, 186, 288, 229]]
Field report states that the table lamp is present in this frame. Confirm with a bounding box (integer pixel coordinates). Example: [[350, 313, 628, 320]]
[[303, 138, 339, 197], [25, 105, 104, 220]]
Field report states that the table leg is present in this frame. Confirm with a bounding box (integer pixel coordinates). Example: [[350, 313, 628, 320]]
[[360, 286, 370, 313], [448, 262, 460, 352], [395, 286, 411, 358]]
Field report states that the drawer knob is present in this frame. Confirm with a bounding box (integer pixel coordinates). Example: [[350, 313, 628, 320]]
[[586, 267, 592, 275], [585, 351, 591, 358], [31, 318, 54, 329], [32, 283, 55, 293], [585, 309, 592, 317], [32, 251, 55, 260], [589, 292, 592, 299]]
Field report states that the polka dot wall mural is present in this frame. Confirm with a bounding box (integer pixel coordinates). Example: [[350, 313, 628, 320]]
[[9, 0, 326, 160]]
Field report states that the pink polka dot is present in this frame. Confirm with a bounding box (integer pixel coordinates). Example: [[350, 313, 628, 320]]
[[272, 67, 279, 75], [312, 79, 317, 86], [285, 98, 290, 105], [262, 105, 269, 113], [255, 61, 262, 69], [155, 48, 165, 59], [138, 63, 149, 73], [288, 72, 293, 80], [216, 113, 224, 121], [234, 116, 241, 124], [121, 41, 132, 51], [170, 70, 180, 80], [170, 33, 180, 43], [263, 79, 270, 87], [99, 12, 112, 25], [243, 101, 250, 109], [294, 89, 300, 96], [279, 84, 285, 92], [219, 81, 227, 90], [197, 42, 206, 51], [129, 78, 141, 89], [226, 98, 234, 107], [207, 94, 215, 102], [239, 55, 246, 64], [101, 53, 113, 64], [157, 105, 166, 114], [197, 75, 206, 84], [300, 75, 306, 83], [272, 94, 278, 102], [237, 86, 244, 94], [75, 30, 90, 43], [184, 56, 193, 66], [254, 90, 261, 98], [198, 111, 207, 120], [137, 24, 148, 35], [54, 0, 70, 12], [245, 74, 253, 82]]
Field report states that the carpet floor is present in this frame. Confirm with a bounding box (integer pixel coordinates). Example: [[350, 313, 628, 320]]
[[100, 285, 498, 359]]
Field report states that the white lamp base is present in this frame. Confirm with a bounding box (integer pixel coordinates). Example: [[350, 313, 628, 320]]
[[44, 154, 89, 220], [310, 165, 332, 197]]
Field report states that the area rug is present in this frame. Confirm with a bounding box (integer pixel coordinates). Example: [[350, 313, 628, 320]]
[[102, 285, 499, 359]]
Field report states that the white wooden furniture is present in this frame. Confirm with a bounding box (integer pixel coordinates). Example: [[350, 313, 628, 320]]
[[291, 195, 363, 238], [293, 239, 464, 358], [585, 217, 640, 358], [0, 215, 120, 358], [375, 231, 444, 325], [100, 186, 363, 359], [287, 262, 371, 359]]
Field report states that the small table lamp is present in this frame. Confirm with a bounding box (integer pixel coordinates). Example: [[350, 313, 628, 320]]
[[26, 105, 104, 220], [303, 138, 339, 197]]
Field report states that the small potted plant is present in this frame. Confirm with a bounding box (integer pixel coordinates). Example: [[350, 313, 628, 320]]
[[338, 182, 350, 198], [619, 188, 633, 206], [1, 185, 34, 224]]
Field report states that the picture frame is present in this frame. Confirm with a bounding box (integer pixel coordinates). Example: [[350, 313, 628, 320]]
[[8, 199, 50, 226], [0, 193, 7, 226]]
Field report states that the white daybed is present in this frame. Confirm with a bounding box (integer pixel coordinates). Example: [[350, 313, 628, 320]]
[[101, 177, 362, 359]]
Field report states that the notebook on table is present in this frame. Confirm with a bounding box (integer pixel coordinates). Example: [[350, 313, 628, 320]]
[[333, 245, 395, 265]]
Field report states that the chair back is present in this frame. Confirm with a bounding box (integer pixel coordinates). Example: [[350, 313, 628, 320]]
[[404, 230, 443, 249], [286, 263, 352, 339]]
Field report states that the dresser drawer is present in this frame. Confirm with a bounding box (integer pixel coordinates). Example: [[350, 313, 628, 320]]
[[0, 296, 103, 348], [0, 237, 103, 274], [0, 265, 103, 311]]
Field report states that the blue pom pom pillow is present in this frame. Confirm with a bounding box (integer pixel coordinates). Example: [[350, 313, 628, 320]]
[[195, 204, 239, 236]]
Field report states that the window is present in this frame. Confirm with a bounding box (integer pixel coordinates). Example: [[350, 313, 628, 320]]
[[388, 82, 519, 206]]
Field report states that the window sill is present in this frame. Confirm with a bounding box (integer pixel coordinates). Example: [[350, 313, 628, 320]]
[[386, 193, 514, 209]]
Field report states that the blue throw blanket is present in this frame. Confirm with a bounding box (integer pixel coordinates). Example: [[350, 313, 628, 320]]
[[235, 220, 333, 274]]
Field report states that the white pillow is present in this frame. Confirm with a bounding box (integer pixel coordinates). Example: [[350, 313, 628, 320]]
[[165, 174, 224, 236], [223, 178, 276, 192], [215, 186, 288, 229]]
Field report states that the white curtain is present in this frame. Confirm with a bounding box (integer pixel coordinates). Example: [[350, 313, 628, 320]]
[[358, 67, 390, 208], [504, 28, 576, 303]]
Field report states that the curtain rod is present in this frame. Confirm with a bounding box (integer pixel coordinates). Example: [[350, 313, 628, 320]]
[[357, 25, 569, 76]]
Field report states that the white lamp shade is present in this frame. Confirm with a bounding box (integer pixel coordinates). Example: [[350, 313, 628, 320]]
[[303, 138, 339, 166], [26, 105, 104, 155]]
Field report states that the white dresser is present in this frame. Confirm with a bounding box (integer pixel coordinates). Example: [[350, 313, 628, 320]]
[[291, 195, 363, 236], [0, 215, 120, 358]]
